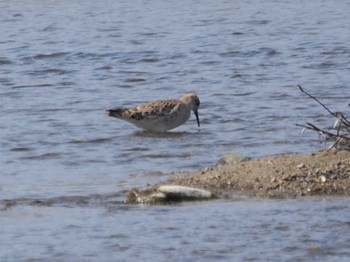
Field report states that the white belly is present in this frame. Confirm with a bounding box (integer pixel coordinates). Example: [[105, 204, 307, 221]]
[[134, 107, 191, 132]]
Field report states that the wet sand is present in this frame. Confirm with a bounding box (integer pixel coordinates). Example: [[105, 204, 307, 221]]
[[161, 150, 350, 198]]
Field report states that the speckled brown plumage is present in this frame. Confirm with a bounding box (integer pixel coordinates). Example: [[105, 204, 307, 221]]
[[107, 93, 200, 132]]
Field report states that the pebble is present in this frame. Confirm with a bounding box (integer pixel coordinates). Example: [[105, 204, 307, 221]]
[[297, 163, 305, 169], [319, 175, 326, 183]]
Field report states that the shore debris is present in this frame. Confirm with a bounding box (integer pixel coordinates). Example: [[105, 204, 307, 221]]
[[297, 85, 350, 151], [127, 185, 214, 204]]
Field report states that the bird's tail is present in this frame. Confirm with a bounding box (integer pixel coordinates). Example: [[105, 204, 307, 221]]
[[106, 108, 125, 118]]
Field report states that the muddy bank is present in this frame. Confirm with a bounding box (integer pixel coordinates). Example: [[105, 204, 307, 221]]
[[161, 150, 350, 198]]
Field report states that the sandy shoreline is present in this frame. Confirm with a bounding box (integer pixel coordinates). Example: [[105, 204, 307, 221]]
[[146, 150, 350, 200]]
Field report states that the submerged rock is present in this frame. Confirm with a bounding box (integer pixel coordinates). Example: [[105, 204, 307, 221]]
[[217, 152, 250, 165], [127, 185, 214, 204]]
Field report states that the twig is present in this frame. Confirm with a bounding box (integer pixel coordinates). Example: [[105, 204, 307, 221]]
[[297, 85, 336, 118], [296, 123, 338, 139], [297, 85, 350, 150], [297, 85, 350, 127]]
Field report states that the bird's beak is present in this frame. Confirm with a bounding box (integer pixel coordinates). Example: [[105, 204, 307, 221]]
[[194, 110, 200, 127]]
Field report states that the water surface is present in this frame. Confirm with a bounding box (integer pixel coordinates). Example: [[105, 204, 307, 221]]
[[1, 0, 350, 260]]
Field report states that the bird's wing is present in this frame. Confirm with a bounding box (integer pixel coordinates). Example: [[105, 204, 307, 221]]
[[125, 100, 181, 121]]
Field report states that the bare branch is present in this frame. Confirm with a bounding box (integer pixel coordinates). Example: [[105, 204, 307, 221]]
[[296, 85, 350, 151], [297, 85, 337, 118]]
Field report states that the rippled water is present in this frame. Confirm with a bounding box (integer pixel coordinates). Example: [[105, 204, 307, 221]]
[[1, 0, 350, 261], [2, 197, 350, 261]]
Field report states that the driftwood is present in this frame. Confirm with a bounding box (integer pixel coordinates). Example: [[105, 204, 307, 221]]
[[297, 85, 350, 150]]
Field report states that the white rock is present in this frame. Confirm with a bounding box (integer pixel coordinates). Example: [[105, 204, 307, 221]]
[[297, 163, 305, 169], [157, 185, 212, 200], [319, 175, 326, 183]]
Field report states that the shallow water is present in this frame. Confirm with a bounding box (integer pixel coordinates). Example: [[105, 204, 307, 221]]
[[2, 197, 350, 261], [1, 0, 350, 260]]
